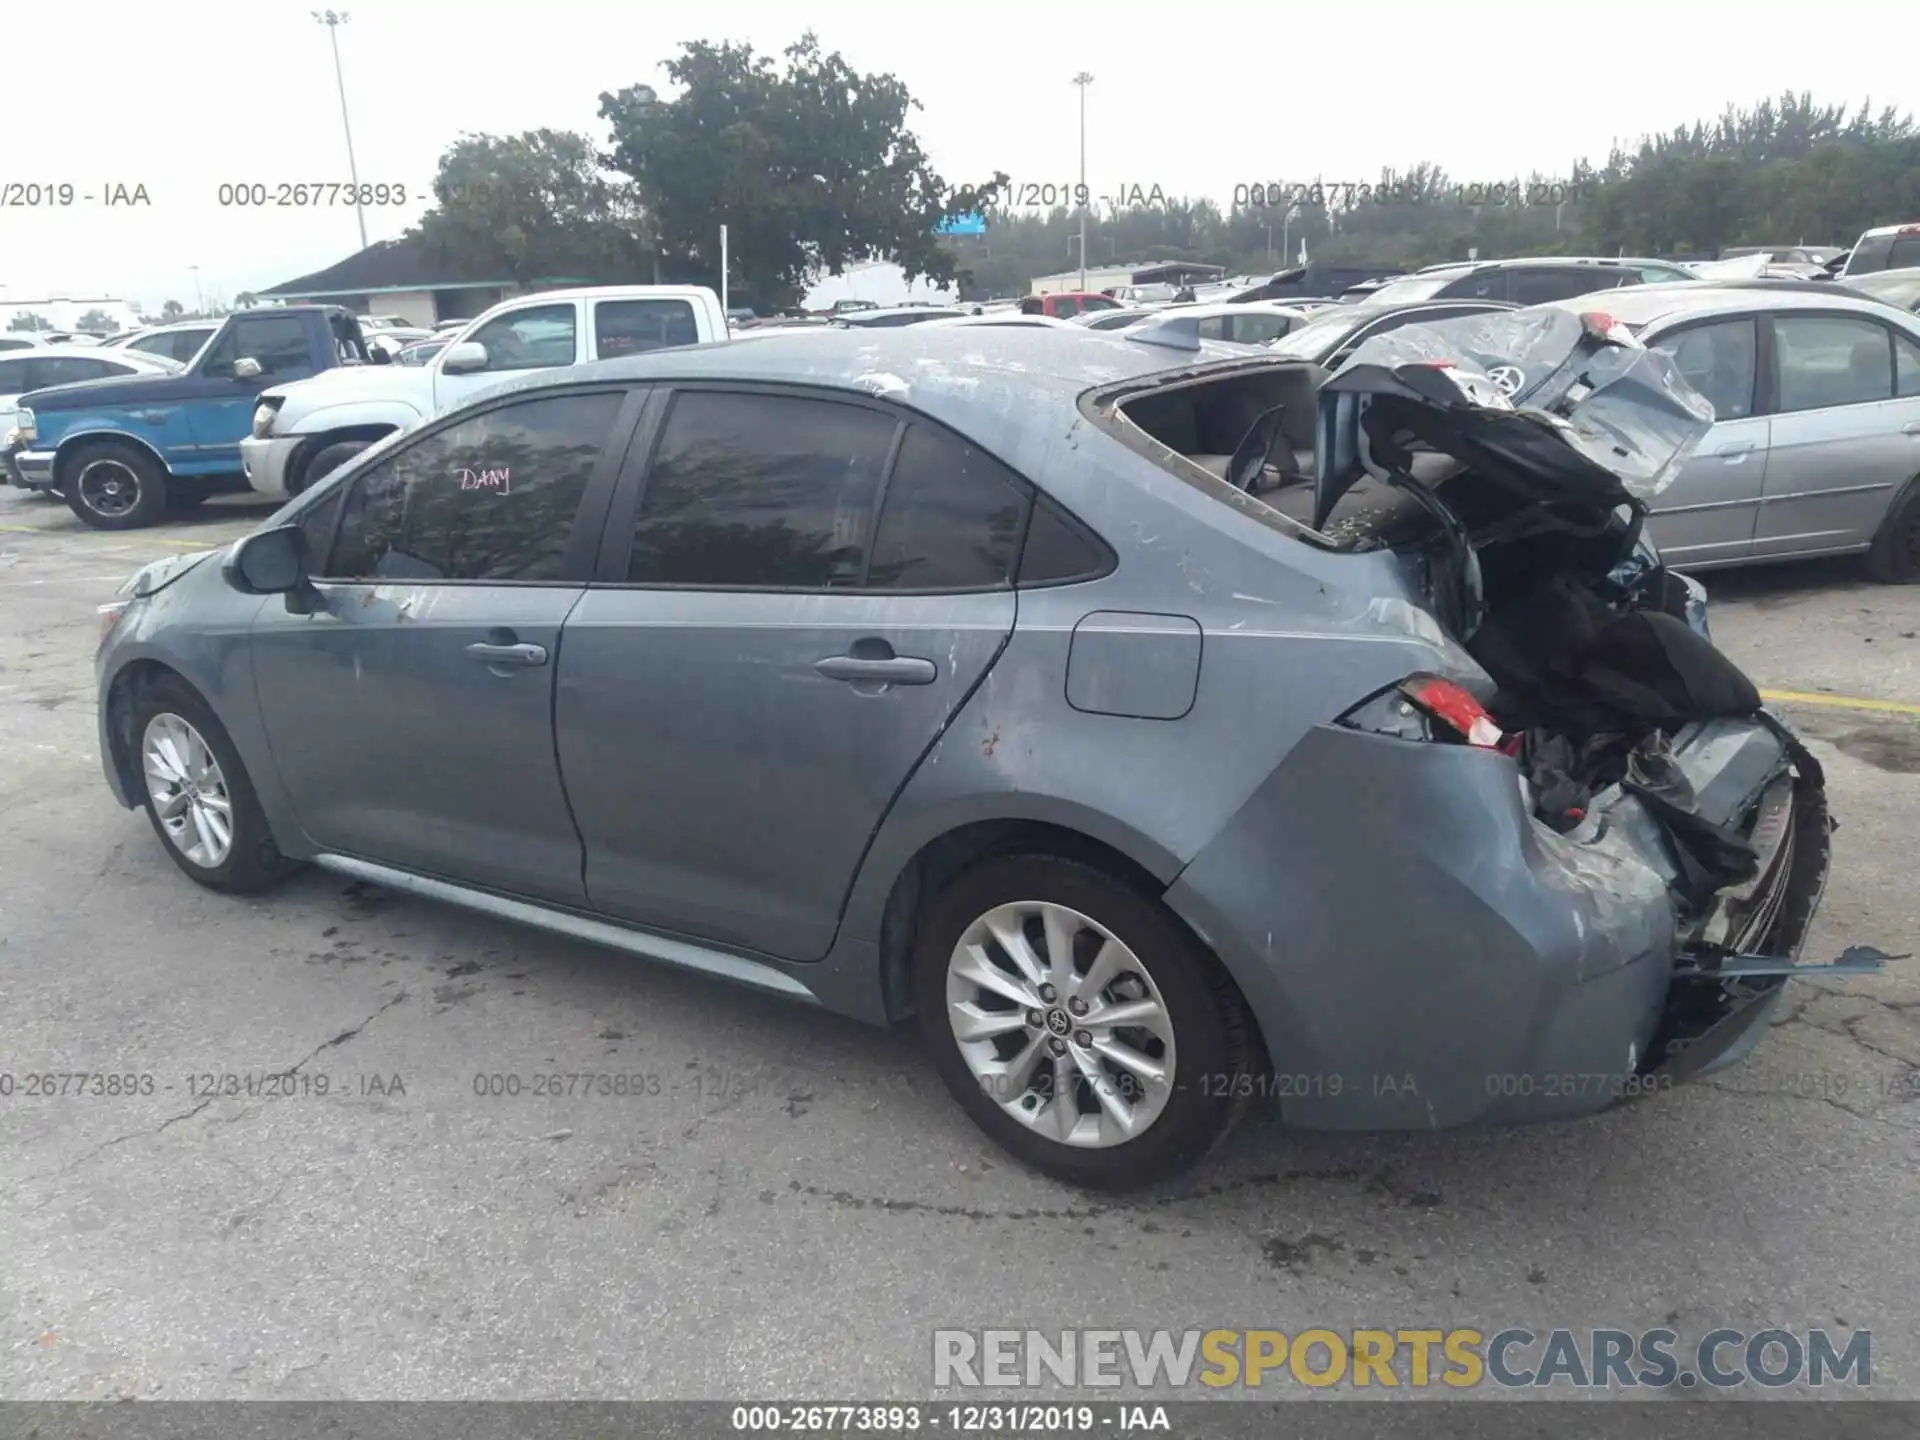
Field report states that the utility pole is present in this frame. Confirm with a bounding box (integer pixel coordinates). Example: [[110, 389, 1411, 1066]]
[[1072, 72, 1093, 292], [314, 10, 368, 250]]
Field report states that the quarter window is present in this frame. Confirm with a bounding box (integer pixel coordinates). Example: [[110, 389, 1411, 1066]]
[[1652, 319, 1758, 421], [627, 390, 897, 588], [866, 425, 1031, 589], [1773, 316, 1893, 412], [320, 391, 622, 582], [468, 304, 577, 372], [1894, 332, 1920, 399]]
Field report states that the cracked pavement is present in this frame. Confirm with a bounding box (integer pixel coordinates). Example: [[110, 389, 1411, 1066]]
[[1, 490, 1916, 1399]]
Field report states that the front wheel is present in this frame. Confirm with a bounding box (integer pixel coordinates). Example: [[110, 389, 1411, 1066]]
[[913, 853, 1256, 1189], [132, 677, 299, 893], [64, 441, 169, 530]]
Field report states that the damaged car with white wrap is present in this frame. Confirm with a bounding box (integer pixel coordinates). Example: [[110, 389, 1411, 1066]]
[[1104, 307, 1896, 1145]]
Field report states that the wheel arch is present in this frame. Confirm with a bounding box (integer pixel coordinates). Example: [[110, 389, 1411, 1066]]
[[102, 658, 196, 805], [1866, 466, 1920, 581], [865, 813, 1218, 1027], [54, 430, 168, 488], [287, 424, 402, 494]]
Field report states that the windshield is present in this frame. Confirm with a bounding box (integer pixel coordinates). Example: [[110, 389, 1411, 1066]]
[[1355, 274, 1455, 305]]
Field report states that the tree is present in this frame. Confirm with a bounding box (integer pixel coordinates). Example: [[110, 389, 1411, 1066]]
[[76, 308, 116, 333], [410, 129, 655, 286], [161, 300, 185, 320], [7, 312, 52, 332], [601, 33, 1005, 312]]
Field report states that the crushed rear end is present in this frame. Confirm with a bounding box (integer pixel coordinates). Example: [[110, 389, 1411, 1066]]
[[1302, 307, 1890, 1097]]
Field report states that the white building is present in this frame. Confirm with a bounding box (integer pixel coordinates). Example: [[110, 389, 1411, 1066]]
[[802, 261, 956, 311]]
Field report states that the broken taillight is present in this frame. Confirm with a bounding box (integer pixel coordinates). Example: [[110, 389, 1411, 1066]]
[[1336, 674, 1509, 750], [1398, 676, 1507, 749]]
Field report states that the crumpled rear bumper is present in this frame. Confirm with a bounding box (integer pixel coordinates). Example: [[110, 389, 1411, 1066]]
[[1163, 711, 1830, 1131]]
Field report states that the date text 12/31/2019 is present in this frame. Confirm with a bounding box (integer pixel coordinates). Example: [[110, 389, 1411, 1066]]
[[985, 182, 1172, 211], [1235, 178, 1598, 209]]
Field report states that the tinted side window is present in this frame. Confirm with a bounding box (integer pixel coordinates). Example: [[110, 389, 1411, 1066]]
[[1510, 268, 1616, 305], [628, 390, 896, 588], [231, 316, 314, 375], [866, 425, 1031, 590], [470, 304, 577, 372], [0, 338, 33, 353], [1018, 497, 1111, 586], [1774, 316, 1893, 412], [593, 299, 698, 358], [1652, 319, 1758, 420], [1052, 296, 1081, 318], [1441, 270, 1508, 301], [170, 329, 214, 363], [322, 391, 623, 583], [0, 357, 35, 391]]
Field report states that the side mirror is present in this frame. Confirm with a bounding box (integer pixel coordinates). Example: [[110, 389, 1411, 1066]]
[[222, 524, 307, 595], [440, 341, 488, 374], [233, 357, 263, 380]]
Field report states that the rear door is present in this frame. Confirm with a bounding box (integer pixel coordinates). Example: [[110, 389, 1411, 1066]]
[[249, 386, 641, 904], [1642, 316, 1767, 567], [1754, 313, 1920, 557], [556, 386, 1026, 961]]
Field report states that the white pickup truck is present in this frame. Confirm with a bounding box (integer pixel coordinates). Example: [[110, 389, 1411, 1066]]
[[239, 285, 728, 498]]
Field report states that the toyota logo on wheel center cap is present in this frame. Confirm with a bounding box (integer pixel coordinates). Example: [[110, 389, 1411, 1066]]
[[1044, 1008, 1072, 1037], [1486, 365, 1524, 394]]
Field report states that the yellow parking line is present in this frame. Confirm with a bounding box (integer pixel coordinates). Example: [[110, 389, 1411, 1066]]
[[1761, 689, 1920, 717]]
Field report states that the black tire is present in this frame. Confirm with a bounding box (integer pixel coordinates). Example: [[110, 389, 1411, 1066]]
[[130, 676, 299, 894], [64, 440, 169, 530], [913, 852, 1256, 1189], [1865, 483, 1920, 583], [296, 440, 371, 494]]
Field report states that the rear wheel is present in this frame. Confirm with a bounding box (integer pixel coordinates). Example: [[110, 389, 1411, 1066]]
[[1865, 483, 1920, 583], [64, 441, 168, 530], [132, 677, 298, 893], [913, 853, 1255, 1189]]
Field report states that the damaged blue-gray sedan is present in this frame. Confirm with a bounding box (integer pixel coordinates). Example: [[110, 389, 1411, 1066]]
[[94, 312, 1892, 1188]]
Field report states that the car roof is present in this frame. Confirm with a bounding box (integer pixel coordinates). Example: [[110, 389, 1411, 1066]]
[[476, 324, 1257, 431], [1545, 279, 1920, 327]]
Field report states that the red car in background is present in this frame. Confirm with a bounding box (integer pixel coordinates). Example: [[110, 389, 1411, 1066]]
[[1018, 292, 1122, 318]]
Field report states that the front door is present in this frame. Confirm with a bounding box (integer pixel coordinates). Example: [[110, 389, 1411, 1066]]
[[249, 386, 637, 904], [1644, 317, 1766, 567], [1755, 313, 1920, 558], [431, 301, 580, 416], [557, 387, 1030, 961], [187, 312, 328, 468]]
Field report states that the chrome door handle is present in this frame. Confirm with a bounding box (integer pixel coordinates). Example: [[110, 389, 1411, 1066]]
[[1715, 441, 1754, 458], [814, 654, 937, 685], [466, 641, 548, 667]]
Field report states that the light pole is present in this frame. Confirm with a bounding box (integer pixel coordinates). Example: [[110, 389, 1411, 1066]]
[[190, 266, 203, 314], [1072, 72, 1093, 292], [314, 10, 368, 249]]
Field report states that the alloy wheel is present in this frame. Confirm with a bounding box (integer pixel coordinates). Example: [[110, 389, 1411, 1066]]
[[77, 460, 141, 518], [142, 713, 234, 868], [944, 900, 1177, 1148]]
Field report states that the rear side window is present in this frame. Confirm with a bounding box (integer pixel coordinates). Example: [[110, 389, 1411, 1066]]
[[1052, 297, 1081, 318], [866, 425, 1031, 589], [1773, 316, 1893, 411], [31, 357, 123, 387], [594, 299, 698, 358], [627, 390, 896, 588], [1018, 497, 1112, 586], [1440, 270, 1508, 301], [1510, 268, 1622, 305], [322, 391, 623, 582], [0, 357, 35, 391]]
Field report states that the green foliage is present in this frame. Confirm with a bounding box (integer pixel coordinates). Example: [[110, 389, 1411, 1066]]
[[160, 300, 185, 320], [76, 309, 116, 334], [599, 33, 1003, 311], [7, 312, 52, 333], [412, 129, 655, 286]]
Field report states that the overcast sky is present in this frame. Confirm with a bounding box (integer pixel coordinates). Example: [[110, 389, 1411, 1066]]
[[9, 1, 1917, 314]]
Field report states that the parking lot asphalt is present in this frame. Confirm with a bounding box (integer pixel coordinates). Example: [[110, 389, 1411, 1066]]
[[1, 486, 1915, 1401]]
